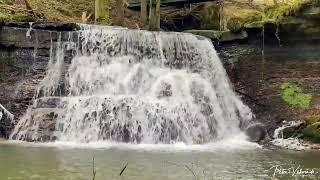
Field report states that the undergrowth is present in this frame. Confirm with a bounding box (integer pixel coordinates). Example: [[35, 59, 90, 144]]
[[281, 82, 312, 110]]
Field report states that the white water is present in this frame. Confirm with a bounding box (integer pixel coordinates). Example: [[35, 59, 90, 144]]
[[10, 25, 252, 144]]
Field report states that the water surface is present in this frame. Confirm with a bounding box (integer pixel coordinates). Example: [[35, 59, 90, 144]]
[[1, 140, 320, 180]]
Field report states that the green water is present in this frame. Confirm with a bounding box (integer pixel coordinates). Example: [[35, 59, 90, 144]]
[[0, 141, 320, 180]]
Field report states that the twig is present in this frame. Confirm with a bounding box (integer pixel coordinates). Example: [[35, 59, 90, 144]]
[[92, 157, 96, 180], [165, 161, 198, 179], [119, 162, 128, 176]]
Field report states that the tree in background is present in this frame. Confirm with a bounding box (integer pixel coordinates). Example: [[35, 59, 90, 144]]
[[95, 0, 110, 24], [148, 0, 161, 31], [140, 0, 147, 25]]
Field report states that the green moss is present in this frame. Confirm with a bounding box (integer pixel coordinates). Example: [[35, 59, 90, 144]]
[[281, 82, 312, 110], [305, 116, 320, 125], [264, 0, 314, 22], [227, 12, 263, 32], [11, 13, 35, 22]]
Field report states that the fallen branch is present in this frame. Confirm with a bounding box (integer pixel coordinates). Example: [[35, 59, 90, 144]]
[[92, 157, 96, 180], [119, 162, 128, 176]]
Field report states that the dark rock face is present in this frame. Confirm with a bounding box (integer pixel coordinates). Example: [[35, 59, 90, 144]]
[[0, 104, 14, 138], [0, 25, 74, 132]]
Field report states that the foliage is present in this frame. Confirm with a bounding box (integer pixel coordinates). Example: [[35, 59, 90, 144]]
[[264, 0, 314, 22], [281, 82, 312, 110]]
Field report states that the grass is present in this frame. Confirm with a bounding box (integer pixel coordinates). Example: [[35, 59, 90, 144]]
[[0, 0, 94, 23]]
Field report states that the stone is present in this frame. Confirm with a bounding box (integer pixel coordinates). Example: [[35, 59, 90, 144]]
[[303, 122, 320, 143], [184, 30, 222, 40], [220, 31, 248, 42], [245, 123, 266, 142], [184, 30, 248, 43], [0, 104, 14, 138]]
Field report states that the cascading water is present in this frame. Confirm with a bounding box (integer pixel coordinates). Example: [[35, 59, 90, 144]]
[[10, 25, 252, 144]]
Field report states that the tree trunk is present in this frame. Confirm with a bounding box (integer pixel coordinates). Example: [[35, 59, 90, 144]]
[[148, 0, 160, 31], [95, 0, 109, 24], [140, 0, 147, 25]]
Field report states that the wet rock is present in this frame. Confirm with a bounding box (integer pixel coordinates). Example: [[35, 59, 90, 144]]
[[245, 123, 266, 142], [2, 22, 78, 31], [10, 108, 64, 142], [0, 104, 14, 138], [281, 121, 306, 139], [303, 122, 320, 143], [184, 30, 248, 43], [34, 97, 66, 109], [184, 30, 222, 40]]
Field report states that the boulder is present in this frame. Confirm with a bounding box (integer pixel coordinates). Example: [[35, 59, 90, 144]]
[[245, 123, 266, 142], [303, 122, 320, 143], [0, 104, 14, 138], [184, 30, 248, 43], [184, 30, 222, 41]]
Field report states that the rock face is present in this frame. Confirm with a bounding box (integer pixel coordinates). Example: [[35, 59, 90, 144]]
[[0, 24, 73, 133], [10, 108, 63, 142], [0, 104, 14, 138]]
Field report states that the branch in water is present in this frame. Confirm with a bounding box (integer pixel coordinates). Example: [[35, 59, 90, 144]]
[[119, 162, 128, 176]]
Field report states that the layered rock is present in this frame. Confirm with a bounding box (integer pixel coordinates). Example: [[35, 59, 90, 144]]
[[0, 104, 14, 138]]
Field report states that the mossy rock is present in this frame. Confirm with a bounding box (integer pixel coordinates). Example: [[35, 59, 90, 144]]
[[244, 21, 264, 29], [220, 31, 248, 42], [303, 122, 320, 143], [184, 30, 222, 40], [305, 116, 320, 125]]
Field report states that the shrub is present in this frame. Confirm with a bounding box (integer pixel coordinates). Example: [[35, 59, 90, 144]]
[[281, 82, 312, 110]]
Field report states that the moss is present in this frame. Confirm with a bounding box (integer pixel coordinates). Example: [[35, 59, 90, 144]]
[[304, 27, 320, 35], [305, 116, 320, 125], [281, 82, 312, 110], [11, 13, 35, 22], [227, 12, 263, 32], [303, 122, 320, 143], [264, 0, 314, 22]]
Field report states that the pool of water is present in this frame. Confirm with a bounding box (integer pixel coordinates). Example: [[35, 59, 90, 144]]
[[0, 140, 320, 180]]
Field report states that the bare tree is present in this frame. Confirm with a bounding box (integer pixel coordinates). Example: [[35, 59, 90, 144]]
[[141, 0, 147, 25], [95, 0, 109, 24], [148, 0, 160, 31]]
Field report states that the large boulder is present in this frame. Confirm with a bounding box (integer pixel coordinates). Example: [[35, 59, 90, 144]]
[[245, 123, 266, 142], [303, 122, 320, 143], [0, 104, 14, 138]]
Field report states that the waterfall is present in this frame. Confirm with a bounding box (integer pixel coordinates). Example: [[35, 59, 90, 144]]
[[10, 25, 252, 144]]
